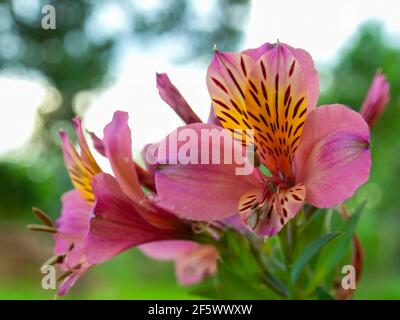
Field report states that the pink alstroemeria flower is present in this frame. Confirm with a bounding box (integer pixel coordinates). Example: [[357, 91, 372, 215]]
[[155, 42, 371, 236], [360, 71, 390, 127], [53, 113, 192, 295], [90, 112, 219, 285]]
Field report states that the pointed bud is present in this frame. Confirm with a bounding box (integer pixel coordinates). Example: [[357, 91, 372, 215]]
[[156, 73, 202, 124], [360, 71, 390, 127]]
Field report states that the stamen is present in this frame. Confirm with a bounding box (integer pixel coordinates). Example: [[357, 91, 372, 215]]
[[251, 201, 260, 210], [32, 207, 53, 227], [57, 264, 82, 282], [57, 270, 74, 282], [259, 204, 269, 220], [27, 224, 58, 233], [41, 254, 66, 269], [267, 181, 277, 193], [71, 263, 82, 271], [248, 210, 260, 229], [68, 242, 75, 252]]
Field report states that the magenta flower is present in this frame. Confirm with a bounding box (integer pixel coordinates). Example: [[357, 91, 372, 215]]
[[53, 112, 193, 294], [154, 42, 371, 236], [360, 71, 390, 127]]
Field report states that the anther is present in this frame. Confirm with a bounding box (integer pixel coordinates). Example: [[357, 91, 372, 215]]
[[267, 181, 277, 193], [250, 201, 259, 210], [57, 270, 74, 282], [41, 254, 66, 270], [32, 207, 53, 227], [27, 224, 58, 233], [248, 211, 259, 229], [68, 243, 75, 252]]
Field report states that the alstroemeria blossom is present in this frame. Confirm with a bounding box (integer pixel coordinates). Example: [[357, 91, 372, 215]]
[[360, 71, 390, 127], [54, 112, 192, 295], [155, 42, 371, 236]]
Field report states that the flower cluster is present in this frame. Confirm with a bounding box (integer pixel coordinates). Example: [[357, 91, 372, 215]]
[[30, 42, 389, 298]]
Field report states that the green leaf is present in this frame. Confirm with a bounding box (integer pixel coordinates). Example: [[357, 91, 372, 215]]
[[278, 218, 297, 266], [291, 232, 342, 283], [304, 202, 365, 295], [316, 286, 335, 300], [217, 262, 276, 299], [296, 209, 326, 255], [188, 277, 218, 299], [216, 228, 289, 298]]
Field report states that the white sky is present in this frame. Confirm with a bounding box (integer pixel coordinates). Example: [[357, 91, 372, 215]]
[[1, 0, 399, 156]]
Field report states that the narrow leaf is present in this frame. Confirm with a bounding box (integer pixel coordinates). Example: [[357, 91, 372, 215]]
[[305, 202, 365, 294], [291, 232, 342, 283]]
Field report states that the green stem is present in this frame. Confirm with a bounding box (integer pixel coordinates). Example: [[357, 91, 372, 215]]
[[279, 212, 301, 299]]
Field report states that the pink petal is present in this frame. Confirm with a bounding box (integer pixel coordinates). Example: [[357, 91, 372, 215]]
[[242, 43, 310, 177], [207, 106, 221, 126], [102, 111, 144, 202], [134, 162, 156, 192], [259, 185, 306, 236], [141, 143, 158, 173], [294, 104, 371, 208], [56, 261, 94, 296], [206, 50, 252, 129], [223, 214, 247, 232], [242, 42, 274, 61], [284, 44, 320, 110], [140, 240, 197, 261], [88, 131, 106, 157], [154, 123, 263, 221], [83, 173, 182, 264], [57, 268, 89, 296], [245, 42, 319, 110], [54, 190, 91, 270], [156, 73, 202, 124], [238, 184, 306, 237], [175, 244, 218, 286], [91, 131, 156, 192], [140, 241, 218, 286], [55, 191, 91, 245], [59, 128, 101, 204], [360, 71, 390, 127], [72, 118, 102, 173], [52, 190, 93, 295]]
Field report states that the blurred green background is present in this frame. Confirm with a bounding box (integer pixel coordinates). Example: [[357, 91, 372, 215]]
[[0, 0, 399, 299]]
